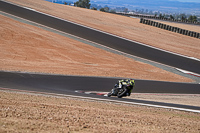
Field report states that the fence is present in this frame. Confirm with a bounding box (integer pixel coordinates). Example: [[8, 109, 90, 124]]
[[140, 18, 200, 39], [115, 12, 200, 25]]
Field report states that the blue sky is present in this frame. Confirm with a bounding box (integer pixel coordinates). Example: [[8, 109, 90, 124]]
[[176, 0, 200, 2]]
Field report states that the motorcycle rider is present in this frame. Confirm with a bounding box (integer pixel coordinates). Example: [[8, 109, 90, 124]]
[[108, 79, 135, 97]]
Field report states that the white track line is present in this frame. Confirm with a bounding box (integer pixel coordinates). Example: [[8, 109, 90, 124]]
[[176, 68, 200, 78], [1, 87, 200, 113]]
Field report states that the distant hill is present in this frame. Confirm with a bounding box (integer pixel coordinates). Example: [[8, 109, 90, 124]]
[[90, 0, 200, 14], [46, 0, 200, 14]]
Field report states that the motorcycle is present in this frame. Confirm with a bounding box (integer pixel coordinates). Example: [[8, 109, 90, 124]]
[[107, 86, 129, 98], [107, 79, 134, 98]]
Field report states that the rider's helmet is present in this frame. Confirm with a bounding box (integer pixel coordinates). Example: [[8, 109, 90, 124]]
[[127, 79, 135, 87], [130, 79, 135, 86]]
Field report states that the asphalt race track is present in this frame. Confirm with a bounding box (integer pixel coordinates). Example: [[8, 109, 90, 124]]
[[0, 71, 200, 112], [0, 71, 200, 94], [0, 0, 200, 74]]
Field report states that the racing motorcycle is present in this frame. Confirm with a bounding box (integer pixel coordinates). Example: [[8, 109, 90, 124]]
[[107, 85, 131, 98], [107, 79, 135, 98]]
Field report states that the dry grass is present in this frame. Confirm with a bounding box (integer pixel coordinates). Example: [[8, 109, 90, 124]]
[[0, 91, 199, 133], [0, 14, 193, 82], [129, 93, 200, 107], [5, 0, 200, 59]]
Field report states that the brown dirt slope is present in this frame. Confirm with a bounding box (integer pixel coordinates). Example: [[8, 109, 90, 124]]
[[0, 14, 193, 82], [0, 91, 199, 133], [129, 93, 200, 107], [154, 19, 200, 33], [6, 0, 200, 59]]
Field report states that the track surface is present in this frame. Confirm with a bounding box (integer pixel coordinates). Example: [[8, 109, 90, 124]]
[[0, 1, 200, 112], [0, 0, 200, 74], [0, 71, 200, 94], [0, 71, 200, 112]]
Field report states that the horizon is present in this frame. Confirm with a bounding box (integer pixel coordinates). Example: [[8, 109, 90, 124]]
[[91, 0, 200, 3], [46, 0, 200, 15], [48, 0, 200, 3]]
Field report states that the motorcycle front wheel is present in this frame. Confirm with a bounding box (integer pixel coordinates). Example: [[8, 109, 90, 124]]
[[117, 88, 127, 98]]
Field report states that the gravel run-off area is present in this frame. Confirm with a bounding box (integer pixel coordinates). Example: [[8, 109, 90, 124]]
[[0, 91, 200, 133]]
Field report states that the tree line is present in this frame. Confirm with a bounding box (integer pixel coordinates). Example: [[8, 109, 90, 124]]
[[65, 0, 127, 13], [65, 0, 199, 22], [157, 13, 198, 22]]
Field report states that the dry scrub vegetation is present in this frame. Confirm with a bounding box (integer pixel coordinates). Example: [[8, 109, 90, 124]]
[[0, 91, 200, 132]]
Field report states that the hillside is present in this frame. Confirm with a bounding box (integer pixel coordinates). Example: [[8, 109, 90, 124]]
[[0, 14, 192, 82], [6, 0, 200, 60]]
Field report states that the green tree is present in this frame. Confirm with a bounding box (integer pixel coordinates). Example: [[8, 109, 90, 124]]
[[104, 7, 109, 12], [193, 16, 197, 22], [188, 15, 197, 22], [74, 0, 91, 9], [159, 13, 163, 18], [163, 13, 166, 18], [181, 16, 186, 21], [180, 14, 187, 21], [109, 9, 116, 13], [91, 7, 97, 10], [100, 8, 105, 12], [170, 15, 174, 20], [188, 15, 193, 21]]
